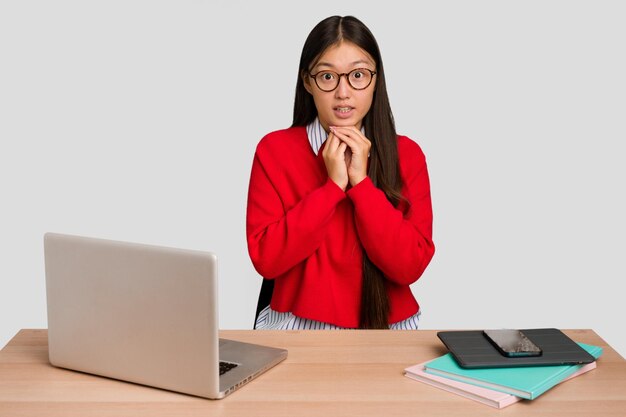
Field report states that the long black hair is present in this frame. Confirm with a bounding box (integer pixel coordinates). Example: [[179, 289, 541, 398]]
[[292, 16, 406, 329]]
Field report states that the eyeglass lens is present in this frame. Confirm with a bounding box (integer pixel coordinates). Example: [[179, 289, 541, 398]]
[[313, 69, 374, 91]]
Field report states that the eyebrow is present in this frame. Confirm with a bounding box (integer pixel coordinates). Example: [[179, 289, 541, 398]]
[[315, 60, 373, 69]]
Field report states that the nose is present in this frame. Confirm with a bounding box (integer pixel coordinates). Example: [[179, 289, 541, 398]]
[[334, 74, 351, 99]]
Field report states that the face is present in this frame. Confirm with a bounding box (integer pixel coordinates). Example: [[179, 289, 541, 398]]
[[303, 41, 376, 132]]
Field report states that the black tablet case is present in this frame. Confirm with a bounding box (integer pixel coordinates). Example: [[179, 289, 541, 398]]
[[437, 328, 597, 368]]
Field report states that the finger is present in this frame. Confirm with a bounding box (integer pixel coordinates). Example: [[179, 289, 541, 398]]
[[331, 125, 364, 139], [331, 130, 367, 157], [324, 134, 348, 164], [331, 127, 370, 148], [323, 132, 337, 156], [330, 128, 357, 145]]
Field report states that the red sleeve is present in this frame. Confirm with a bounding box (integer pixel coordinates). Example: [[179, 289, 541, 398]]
[[346, 139, 435, 285], [246, 151, 346, 279]]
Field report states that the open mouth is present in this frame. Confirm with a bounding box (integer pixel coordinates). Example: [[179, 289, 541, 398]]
[[334, 106, 353, 114]]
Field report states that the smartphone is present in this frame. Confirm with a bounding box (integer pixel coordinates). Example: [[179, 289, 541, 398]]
[[483, 329, 542, 357]]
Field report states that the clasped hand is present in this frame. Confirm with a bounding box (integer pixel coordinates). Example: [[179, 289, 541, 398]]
[[322, 126, 371, 191]]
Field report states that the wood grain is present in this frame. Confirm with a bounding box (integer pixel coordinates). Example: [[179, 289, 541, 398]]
[[0, 329, 624, 416]]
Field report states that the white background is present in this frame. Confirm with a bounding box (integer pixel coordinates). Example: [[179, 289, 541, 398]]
[[1, 1, 624, 356]]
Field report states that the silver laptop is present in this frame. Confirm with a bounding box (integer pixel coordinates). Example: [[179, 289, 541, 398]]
[[44, 232, 287, 399]]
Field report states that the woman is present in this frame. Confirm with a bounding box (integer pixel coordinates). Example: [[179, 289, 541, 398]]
[[246, 15, 435, 329]]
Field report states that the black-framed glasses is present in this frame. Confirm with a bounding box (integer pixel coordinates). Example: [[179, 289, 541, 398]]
[[308, 68, 377, 92]]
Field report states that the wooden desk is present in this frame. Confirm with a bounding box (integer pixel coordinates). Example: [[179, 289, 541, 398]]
[[0, 329, 624, 416]]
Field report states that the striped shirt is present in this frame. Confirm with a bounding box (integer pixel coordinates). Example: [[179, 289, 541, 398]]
[[255, 305, 421, 330], [255, 118, 421, 330]]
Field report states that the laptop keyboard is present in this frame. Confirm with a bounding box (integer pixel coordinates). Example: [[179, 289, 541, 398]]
[[219, 361, 238, 375]]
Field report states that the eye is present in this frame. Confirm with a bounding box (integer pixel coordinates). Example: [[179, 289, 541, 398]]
[[353, 71, 364, 79], [321, 72, 335, 81]]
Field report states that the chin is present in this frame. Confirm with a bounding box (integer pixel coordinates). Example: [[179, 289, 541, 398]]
[[333, 118, 362, 128]]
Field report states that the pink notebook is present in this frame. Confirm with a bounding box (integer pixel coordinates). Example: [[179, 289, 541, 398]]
[[404, 360, 597, 409]]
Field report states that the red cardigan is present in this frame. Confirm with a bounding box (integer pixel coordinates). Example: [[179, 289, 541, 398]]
[[246, 126, 435, 327]]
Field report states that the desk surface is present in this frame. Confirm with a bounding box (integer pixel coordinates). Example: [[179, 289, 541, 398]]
[[0, 329, 624, 416]]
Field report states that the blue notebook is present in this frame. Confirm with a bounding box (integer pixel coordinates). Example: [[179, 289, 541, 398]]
[[423, 343, 602, 400]]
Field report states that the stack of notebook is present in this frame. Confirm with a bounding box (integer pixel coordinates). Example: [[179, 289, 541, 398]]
[[404, 329, 602, 409]]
